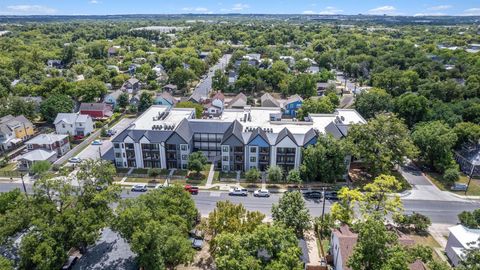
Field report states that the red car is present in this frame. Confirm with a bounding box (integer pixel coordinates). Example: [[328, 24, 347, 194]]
[[184, 185, 199, 195], [73, 135, 84, 140]]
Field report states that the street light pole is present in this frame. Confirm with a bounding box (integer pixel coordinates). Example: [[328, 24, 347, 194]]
[[20, 173, 28, 198]]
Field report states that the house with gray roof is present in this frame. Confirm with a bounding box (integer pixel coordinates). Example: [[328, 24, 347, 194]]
[[0, 115, 35, 151], [54, 113, 94, 137], [106, 105, 365, 173], [26, 133, 70, 157], [104, 90, 124, 108], [261, 93, 281, 108], [227, 93, 247, 109]]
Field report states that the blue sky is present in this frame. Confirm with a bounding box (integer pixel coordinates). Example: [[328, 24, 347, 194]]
[[0, 0, 479, 16]]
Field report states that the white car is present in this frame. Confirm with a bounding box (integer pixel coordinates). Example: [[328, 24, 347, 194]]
[[154, 184, 164, 189], [253, 189, 270, 197], [68, 157, 82, 163], [131, 184, 147, 192], [229, 187, 248, 196]]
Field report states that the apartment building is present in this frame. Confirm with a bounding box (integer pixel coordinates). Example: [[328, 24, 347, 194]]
[[109, 105, 366, 172]]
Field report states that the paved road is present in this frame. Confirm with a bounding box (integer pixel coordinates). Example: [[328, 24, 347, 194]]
[[76, 118, 135, 161], [4, 183, 478, 225], [190, 54, 231, 100]]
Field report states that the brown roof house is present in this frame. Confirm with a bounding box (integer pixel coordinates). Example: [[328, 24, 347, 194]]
[[227, 92, 248, 109], [330, 225, 425, 270], [260, 93, 281, 108]]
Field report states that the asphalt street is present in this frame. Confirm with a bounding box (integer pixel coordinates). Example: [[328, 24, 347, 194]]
[[3, 182, 478, 225], [191, 54, 231, 99]]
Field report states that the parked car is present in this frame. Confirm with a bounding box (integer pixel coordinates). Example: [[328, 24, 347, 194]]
[[229, 187, 248, 196], [131, 184, 148, 192], [61, 256, 78, 270], [303, 191, 322, 199], [154, 184, 164, 189], [73, 135, 84, 140], [253, 189, 270, 197], [106, 129, 117, 136], [451, 183, 468, 191], [68, 157, 82, 163], [189, 229, 204, 250], [184, 185, 199, 195], [324, 191, 339, 200], [91, 140, 102, 145]]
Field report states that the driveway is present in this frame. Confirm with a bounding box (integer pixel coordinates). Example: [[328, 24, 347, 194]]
[[76, 118, 135, 161], [400, 161, 465, 202]]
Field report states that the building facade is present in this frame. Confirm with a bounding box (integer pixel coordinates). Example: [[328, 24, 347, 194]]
[[25, 133, 71, 157], [54, 113, 94, 137], [108, 105, 366, 172], [0, 115, 35, 151]]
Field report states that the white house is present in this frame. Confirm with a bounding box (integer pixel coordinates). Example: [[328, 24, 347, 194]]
[[54, 113, 94, 137], [445, 225, 480, 266]]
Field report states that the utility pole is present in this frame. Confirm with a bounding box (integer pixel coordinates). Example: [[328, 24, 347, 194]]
[[20, 173, 28, 198], [465, 164, 476, 195], [321, 187, 326, 221]]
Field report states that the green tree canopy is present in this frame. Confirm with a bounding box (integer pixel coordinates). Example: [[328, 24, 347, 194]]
[[354, 88, 392, 119], [271, 191, 311, 236], [297, 97, 335, 120], [393, 92, 429, 127], [187, 151, 208, 176], [40, 94, 74, 123], [138, 91, 153, 112], [176, 101, 204, 118], [267, 165, 283, 182]]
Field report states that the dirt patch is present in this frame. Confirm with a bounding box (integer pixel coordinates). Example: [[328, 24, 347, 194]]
[[177, 241, 214, 270]]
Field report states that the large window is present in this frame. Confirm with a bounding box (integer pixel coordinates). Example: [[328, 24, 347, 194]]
[[193, 133, 222, 158]]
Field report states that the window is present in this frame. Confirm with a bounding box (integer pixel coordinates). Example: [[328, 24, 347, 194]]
[[182, 164, 187, 169], [250, 147, 257, 153], [79, 123, 82, 126], [223, 156, 229, 161], [181, 155, 187, 160], [115, 153, 121, 158], [250, 157, 256, 163], [180, 144, 187, 151], [223, 165, 229, 171], [222, 146, 229, 153], [62, 124, 65, 128], [114, 143, 120, 149]]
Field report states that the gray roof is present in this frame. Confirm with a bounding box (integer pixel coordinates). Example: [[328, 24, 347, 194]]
[[261, 93, 281, 107], [221, 120, 244, 144], [247, 127, 269, 145], [227, 93, 247, 109], [79, 103, 110, 111], [325, 122, 344, 139], [285, 94, 303, 105], [27, 133, 68, 145], [112, 129, 173, 144], [275, 128, 298, 146], [54, 113, 89, 125], [19, 149, 56, 161], [157, 91, 176, 104], [106, 90, 123, 100], [174, 118, 193, 142], [188, 120, 232, 134]]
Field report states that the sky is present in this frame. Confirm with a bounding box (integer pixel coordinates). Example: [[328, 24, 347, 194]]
[[0, 0, 479, 16]]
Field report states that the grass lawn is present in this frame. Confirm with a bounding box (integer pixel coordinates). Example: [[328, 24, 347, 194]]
[[0, 163, 17, 172], [409, 233, 444, 263], [173, 170, 188, 176], [426, 172, 480, 196], [116, 168, 130, 173], [124, 177, 166, 184]]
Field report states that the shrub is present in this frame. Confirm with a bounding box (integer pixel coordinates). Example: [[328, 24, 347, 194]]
[[443, 167, 459, 185], [267, 166, 283, 182], [245, 168, 260, 183]]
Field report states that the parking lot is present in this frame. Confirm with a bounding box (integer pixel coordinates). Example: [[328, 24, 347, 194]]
[[75, 118, 135, 161]]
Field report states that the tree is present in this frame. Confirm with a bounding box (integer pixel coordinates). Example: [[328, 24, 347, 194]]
[[0, 96, 36, 121], [113, 186, 198, 269], [176, 101, 204, 118], [297, 98, 335, 119], [330, 187, 363, 225], [206, 201, 265, 238], [453, 122, 480, 149], [393, 92, 428, 127], [138, 91, 153, 112], [75, 79, 107, 102], [443, 167, 459, 185], [117, 92, 129, 109], [171, 67, 196, 90], [286, 169, 302, 184], [212, 69, 228, 91], [0, 256, 12, 270], [300, 134, 347, 182], [412, 121, 457, 172], [313, 213, 335, 238], [40, 94, 74, 122], [458, 209, 480, 229], [394, 213, 432, 233], [30, 160, 51, 176], [354, 88, 392, 119], [271, 191, 311, 236], [245, 167, 261, 183], [457, 238, 480, 270], [148, 168, 162, 182], [187, 151, 207, 176], [287, 73, 316, 97], [347, 114, 417, 176], [267, 166, 283, 182], [347, 217, 406, 270]]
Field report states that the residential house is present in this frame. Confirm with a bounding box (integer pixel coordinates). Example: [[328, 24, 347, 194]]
[[20, 96, 43, 110], [279, 56, 296, 67], [189, 92, 203, 104], [330, 225, 424, 270], [455, 144, 480, 177], [227, 93, 248, 109], [18, 149, 57, 170], [466, 44, 480, 54], [104, 90, 124, 108], [283, 94, 303, 117], [0, 115, 35, 151], [306, 65, 320, 74], [107, 105, 365, 172], [54, 113, 94, 137], [163, 84, 178, 93], [154, 92, 177, 108], [79, 103, 113, 120], [317, 82, 329, 96], [445, 225, 480, 266], [228, 71, 238, 85], [47, 60, 63, 69], [261, 93, 281, 108], [25, 133, 70, 157], [152, 64, 166, 75], [205, 92, 225, 116], [122, 78, 140, 94], [199, 51, 210, 59], [108, 46, 119, 57], [130, 93, 141, 107]]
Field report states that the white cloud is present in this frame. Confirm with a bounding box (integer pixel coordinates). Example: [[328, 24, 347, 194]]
[[5, 5, 56, 15], [89, 0, 100, 4], [318, 6, 343, 15], [414, 13, 446, 16], [231, 3, 249, 11], [182, 7, 210, 13], [428, 5, 452, 11], [463, 8, 480, 16], [302, 10, 316, 14], [367, 5, 396, 15]]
